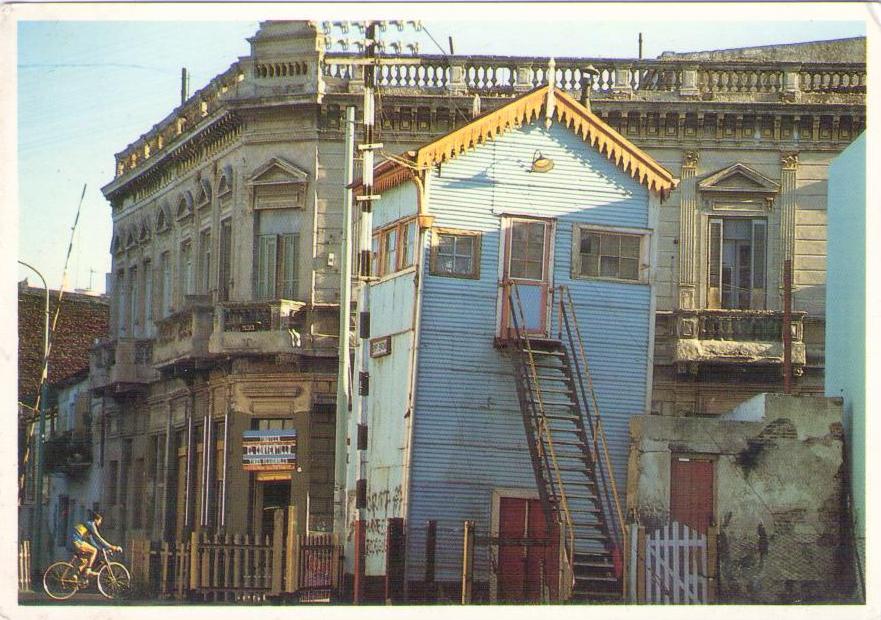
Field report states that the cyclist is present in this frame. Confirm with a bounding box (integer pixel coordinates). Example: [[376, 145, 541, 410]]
[[71, 511, 121, 577]]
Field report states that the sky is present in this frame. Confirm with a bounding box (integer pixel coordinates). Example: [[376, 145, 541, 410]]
[[6, 3, 874, 294]]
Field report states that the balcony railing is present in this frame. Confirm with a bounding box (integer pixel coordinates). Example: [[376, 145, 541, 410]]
[[91, 338, 158, 392], [152, 296, 214, 368], [674, 309, 806, 367]]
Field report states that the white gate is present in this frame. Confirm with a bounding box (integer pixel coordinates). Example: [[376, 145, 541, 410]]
[[643, 521, 709, 604]]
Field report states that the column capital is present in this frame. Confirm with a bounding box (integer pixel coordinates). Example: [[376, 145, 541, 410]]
[[682, 151, 700, 169], [781, 152, 799, 170]]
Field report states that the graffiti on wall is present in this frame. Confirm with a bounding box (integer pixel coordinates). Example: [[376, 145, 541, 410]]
[[346, 484, 403, 558]]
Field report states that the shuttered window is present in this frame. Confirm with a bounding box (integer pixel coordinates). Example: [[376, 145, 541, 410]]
[[160, 251, 172, 316], [218, 219, 232, 302], [199, 229, 211, 294], [256, 233, 299, 300], [707, 218, 767, 309]]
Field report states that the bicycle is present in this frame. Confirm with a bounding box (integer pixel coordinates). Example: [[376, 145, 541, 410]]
[[42, 547, 132, 600]]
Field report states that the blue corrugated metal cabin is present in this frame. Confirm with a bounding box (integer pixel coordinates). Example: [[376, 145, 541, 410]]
[[343, 85, 674, 602]]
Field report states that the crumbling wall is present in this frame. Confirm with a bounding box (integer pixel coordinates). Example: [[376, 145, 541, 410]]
[[627, 394, 852, 603]]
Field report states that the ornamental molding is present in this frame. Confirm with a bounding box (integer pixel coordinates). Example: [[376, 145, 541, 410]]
[[781, 152, 800, 170]]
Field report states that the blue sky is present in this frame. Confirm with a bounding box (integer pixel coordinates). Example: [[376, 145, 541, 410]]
[[12, 9, 870, 293]]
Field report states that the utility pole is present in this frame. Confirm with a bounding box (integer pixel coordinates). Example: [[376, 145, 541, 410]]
[[18, 260, 49, 583], [334, 106, 356, 542]]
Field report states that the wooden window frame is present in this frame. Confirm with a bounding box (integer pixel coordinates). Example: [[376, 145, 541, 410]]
[[572, 224, 650, 284], [429, 227, 481, 280], [256, 232, 300, 300], [372, 217, 419, 279], [706, 216, 768, 310]]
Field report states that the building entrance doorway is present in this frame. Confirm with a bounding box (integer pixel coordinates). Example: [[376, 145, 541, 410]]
[[495, 495, 559, 603], [499, 217, 554, 339], [254, 479, 291, 540]]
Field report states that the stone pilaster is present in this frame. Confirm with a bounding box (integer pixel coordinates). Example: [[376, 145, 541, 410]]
[[779, 152, 799, 295], [678, 150, 699, 309]]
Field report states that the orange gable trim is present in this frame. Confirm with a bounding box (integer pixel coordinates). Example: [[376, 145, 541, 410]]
[[372, 86, 675, 197]]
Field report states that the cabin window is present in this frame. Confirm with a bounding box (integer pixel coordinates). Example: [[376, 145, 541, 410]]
[[372, 218, 419, 278], [574, 225, 648, 283], [430, 228, 481, 279], [707, 217, 767, 309]]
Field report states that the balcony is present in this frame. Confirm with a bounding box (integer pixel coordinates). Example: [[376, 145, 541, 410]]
[[152, 296, 214, 370], [44, 430, 92, 475], [90, 338, 158, 394], [673, 309, 806, 371], [210, 300, 339, 360]]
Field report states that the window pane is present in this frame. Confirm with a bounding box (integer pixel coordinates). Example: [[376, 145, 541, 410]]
[[620, 235, 640, 258], [454, 256, 472, 274], [372, 235, 380, 276], [580, 232, 593, 255], [402, 222, 415, 267], [437, 234, 454, 254], [455, 235, 473, 257], [600, 255, 619, 278], [280, 234, 299, 299], [438, 255, 454, 273], [386, 229, 398, 274], [619, 258, 639, 280], [525, 260, 543, 280], [600, 233, 619, 256]]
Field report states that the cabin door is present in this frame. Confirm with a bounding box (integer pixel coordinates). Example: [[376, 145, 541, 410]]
[[499, 217, 553, 339]]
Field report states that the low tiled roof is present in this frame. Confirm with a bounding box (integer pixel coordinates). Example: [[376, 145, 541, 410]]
[[18, 285, 109, 405]]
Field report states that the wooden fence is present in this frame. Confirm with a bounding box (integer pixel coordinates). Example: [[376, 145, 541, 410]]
[[18, 540, 32, 592], [629, 521, 718, 604], [130, 508, 342, 602]]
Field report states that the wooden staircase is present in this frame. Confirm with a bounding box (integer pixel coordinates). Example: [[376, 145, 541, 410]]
[[506, 284, 625, 603]]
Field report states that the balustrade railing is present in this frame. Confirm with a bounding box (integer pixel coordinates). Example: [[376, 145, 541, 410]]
[[677, 310, 805, 342], [322, 53, 864, 98]]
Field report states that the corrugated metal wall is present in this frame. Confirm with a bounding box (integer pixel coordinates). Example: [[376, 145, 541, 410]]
[[406, 122, 653, 583]]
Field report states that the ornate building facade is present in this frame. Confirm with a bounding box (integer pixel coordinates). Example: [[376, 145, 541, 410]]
[[97, 21, 864, 554]]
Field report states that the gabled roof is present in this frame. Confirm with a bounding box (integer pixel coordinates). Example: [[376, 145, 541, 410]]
[[698, 163, 780, 195], [372, 85, 675, 197]]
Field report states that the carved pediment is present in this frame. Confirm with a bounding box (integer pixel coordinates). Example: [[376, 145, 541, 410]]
[[698, 163, 780, 196], [248, 158, 309, 210], [247, 157, 309, 187]]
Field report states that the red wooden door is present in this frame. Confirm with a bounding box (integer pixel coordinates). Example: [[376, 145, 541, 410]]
[[497, 497, 559, 602], [670, 457, 714, 534]]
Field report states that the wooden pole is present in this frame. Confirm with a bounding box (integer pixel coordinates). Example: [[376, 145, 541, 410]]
[[707, 524, 719, 603], [271, 508, 284, 595], [353, 519, 365, 603], [425, 520, 437, 601], [461, 520, 475, 604], [636, 525, 646, 603], [285, 506, 298, 594]]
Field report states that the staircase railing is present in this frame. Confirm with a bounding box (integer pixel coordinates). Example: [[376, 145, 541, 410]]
[[554, 285, 626, 567], [505, 280, 576, 599]]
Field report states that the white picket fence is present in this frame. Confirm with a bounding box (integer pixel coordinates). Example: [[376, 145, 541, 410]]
[[643, 521, 709, 604]]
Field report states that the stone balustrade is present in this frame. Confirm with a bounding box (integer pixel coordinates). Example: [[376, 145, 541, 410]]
[[91, 337, 160, 392], [109, 49, 865, 183], [673, 309, 806, 369], [322, 53, 865, 99]]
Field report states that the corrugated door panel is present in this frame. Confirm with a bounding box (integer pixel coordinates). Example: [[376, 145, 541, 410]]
[[498, 497, 529, 602], [670, 458, 714, 534]]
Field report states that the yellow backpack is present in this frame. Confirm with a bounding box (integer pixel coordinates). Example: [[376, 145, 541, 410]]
[[73, 523, 89, 538]]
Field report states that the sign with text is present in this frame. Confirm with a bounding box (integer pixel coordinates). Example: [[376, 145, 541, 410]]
[[370, 335, 392, 358], [242, 429, 298, 472]]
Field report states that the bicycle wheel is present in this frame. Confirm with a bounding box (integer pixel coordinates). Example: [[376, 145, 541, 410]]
[[97, 561, 131, 599], [43, 561, 80, 600]]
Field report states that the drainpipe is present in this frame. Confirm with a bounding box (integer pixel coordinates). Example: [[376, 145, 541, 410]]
[[18, 261, 49, 581]]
